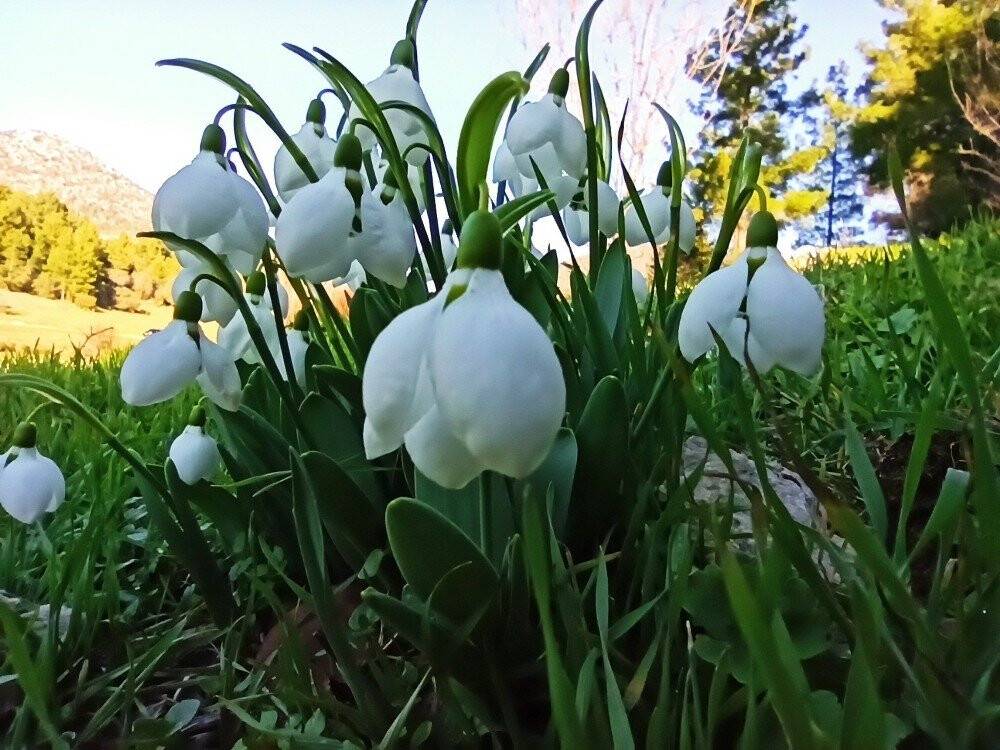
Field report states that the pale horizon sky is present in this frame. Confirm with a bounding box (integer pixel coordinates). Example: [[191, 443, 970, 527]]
[[2, 0, 891, 203]]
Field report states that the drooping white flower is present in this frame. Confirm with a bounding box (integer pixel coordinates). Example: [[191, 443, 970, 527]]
[[335, 259, 367, 292], [120, 291, 241, 410], [563, 180, 620, 245], [348, 39, 434, 167], [504, 69, 586, 189], [352, 177, 417, 288], [623, 162, 696, 252], [362, 210, 565, 488], [170, 261, 240, 326], [0, 424, 65, 524], [169, 407, 222, 485], [274, 98, 338, 203], [275, 134, 367, 282], [678, 212, 825, 375], [217, 272, 286, 365], [153, 124, 268, 274], [285, 326, 310, 386]]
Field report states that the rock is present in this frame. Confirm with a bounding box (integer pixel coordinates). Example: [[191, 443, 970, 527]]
[[681, 436, 822, 551]]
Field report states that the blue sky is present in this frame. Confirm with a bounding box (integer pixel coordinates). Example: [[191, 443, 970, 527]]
[[1, 1, 891, 193]]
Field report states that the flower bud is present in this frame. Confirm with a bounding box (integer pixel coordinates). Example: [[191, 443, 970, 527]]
[[747, 211, 779, 248], [456, 210, 502, 270], [200, 123, 226, 154], [173, 290, 204, 323]]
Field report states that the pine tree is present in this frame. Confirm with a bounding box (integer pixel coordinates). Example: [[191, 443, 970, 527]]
[[688, 0, 827, 252]]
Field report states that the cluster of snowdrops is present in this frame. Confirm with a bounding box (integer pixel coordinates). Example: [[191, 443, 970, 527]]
[[0, 38, 824, 528]]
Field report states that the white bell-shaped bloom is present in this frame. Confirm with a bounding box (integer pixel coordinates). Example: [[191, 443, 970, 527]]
[[169, 424, 222, 485], [218, 297, 283, 365], [492, 141, 579, 221], [0, 430, 65, 524], [504, 71, 586, 188], [121, 293, 241, 410], [353, 185, 417, 288], [275, 166, 360, 282], [153, 128, 268, 275], [170, 262, 240, 326], [678, 233, 825, 376], [348, 42, 434, 167], [427, 268, 565, 481], [334, 259, 367, 292], [285, 328, 310, 385], [624, 188, 696, 252], [372, 158, 426, 212], [274, 120, 337, 203], [631, 265, 649, 307], [563, 180, 620, 245], [362, 210, 565, 488]]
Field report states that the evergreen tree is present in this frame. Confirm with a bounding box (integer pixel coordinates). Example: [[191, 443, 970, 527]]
[[797, 64, 868, 246], [688, 0, 827, 252]]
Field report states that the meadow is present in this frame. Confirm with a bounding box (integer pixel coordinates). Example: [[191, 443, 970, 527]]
[[0, 216, 996, 746]]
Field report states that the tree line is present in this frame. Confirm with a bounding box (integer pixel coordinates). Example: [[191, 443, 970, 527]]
[[0, 185, 176, 310]]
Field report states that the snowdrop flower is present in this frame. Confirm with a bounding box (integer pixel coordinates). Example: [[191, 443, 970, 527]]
[[348, 39, 434, 167], [153, 124, 269, 274], [353, 172, 418, 288], [563, 180, 620, 245], [274, 97, 338, 203], [0, 423, 65, 524], [218, 272, 287, 365], [504, 69, 586, 190], [275, 133, 368, 282], [120, 291, 241, 410], [363, 210, 565, 488], [170, 261, 240, 326], [169, 406, 222, 485], [631, 264, 649, 307], [335, 259, 367, 292], [624, 162, 696, 252], [678, 211, 825, 375]]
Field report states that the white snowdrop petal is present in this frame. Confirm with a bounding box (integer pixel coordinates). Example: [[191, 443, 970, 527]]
[[0, 449, 64, 523], [351, 66, 434, 164], [563, 207, 589, 246], [218, 173, 269, 264], [677, 201, 697, 253], [431, 270, 565, 478], [120, 321, 202, 406], [361, 296, 444, 458], [554, 105, 588, 178], [596, 181, 621, 235], [505, 96, 564, 161], [404, 404, 485, 490], [169, 426, 222, 485], [624, 189, 670, 246], [197, 335, 242, 411], [513, 141, 565, 187], [528, 175, 578, 222], [745, 250, 825, 375], [274, 168, 358, 280], [355, 191, 417, 288], [492, 141, 523, 195], [274, 123, 337, 202], [677, 258, 749, 363], [631, 266, 649, 307], [171, 265, 239, 326], [152, 153, 238, 241], [286, 330, 310, 385]]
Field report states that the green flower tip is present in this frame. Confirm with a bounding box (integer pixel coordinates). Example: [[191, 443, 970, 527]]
[[747, 211, 779, 248], [173, 290, 203, 322], [306, 98, 326, 125], [334, 133, 363, 170], [548, 68, 570, 98], [187, 405, 207, 428], [456, 210, 502, 270], [200, 124, 226, 155], [292, 309, 310, 331], [390, 38, 416, 70], [12, 422, 37, 449], [656, 161, 673, 188], [245, 270, 266, 296]]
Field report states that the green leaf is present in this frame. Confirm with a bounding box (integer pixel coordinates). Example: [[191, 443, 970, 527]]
[[842, 402, 888, 545], [594, 241, 627, 336], [518, 427, 578, 539], [456, 71, 529, 217], [165, 462, 248, 552], [597, 552, 636, 750], [385, 498, 498, 623], [841, 646, 887, 750], [495, 189, 555, 231], [574, 0, 605, 271], [908, 468, 970, 561]]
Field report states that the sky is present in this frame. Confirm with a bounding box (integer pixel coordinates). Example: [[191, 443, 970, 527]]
[[1, 0, 892, 196]]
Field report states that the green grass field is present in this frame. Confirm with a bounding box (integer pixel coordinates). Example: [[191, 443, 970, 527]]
[[0, 217, 997, 745]]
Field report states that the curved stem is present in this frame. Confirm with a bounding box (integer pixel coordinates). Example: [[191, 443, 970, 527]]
[[262, 248, 302, 401]]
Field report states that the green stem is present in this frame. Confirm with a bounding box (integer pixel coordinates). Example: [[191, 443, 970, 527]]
[[262, 248, 302, 400], [479, 472, 493, 561]]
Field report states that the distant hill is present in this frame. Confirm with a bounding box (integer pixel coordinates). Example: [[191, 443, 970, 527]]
[[0, 130, 152, 237]]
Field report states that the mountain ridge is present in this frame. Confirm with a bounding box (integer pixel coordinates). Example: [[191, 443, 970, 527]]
[[0, 129, 153, 237]]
